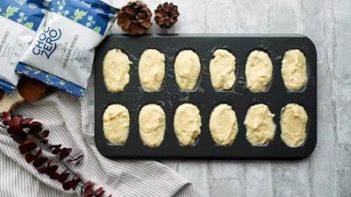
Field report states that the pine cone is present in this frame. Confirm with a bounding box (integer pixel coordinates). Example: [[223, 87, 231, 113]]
[[117, 1, 152, 36], [155, 3, 180, 29]]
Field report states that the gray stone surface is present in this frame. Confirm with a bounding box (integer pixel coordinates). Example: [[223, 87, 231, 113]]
[[89, 0, 351, 196]]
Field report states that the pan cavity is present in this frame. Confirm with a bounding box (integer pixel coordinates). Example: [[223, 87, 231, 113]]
[[281, 49, 308, 92], [245, 50, 273, 92], [174, 50, 201, 91], [210, 49, 236, 91], [103, 49, 131, 93], [138, 49, 166, 92], [103, 104, 130, 145]]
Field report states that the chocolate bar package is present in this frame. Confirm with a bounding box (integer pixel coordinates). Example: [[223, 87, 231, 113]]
[[16, 0, 117, 96], [0, 0, 47, 93]]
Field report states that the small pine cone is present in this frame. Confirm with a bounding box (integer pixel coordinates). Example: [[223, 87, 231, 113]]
[[155, 2, 180, 29], [117, 1, 152, 36]]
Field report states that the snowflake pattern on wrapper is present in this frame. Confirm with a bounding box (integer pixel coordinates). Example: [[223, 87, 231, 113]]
[[50, 0, 116, 35], [0, 0, 46, 31]]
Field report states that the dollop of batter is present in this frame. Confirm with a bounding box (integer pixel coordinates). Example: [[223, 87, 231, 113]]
[[209, 104, 238, 146], [139, 104, 166, 148], [280, 103, 308, 148], [245, 50, 273, 92], [281, 49, 308, 91], [103, 104, 130, 145], [103, 49, 131, 93], [210, 49, 236, 90], [138, 49, 166, 92], [244, 104, 276, 146], [174, 103, 202, 146], [174, 50, 201, 91]]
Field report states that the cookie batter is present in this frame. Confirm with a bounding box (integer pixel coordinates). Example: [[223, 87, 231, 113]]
[[281, 103, 308, 148], [244, 104, 276, 146], [281, 49, 308, 91], [138, 49, 166, 92], [210, 49, 236, 90], [174, 50, 201, 91], [245, 50, 273, 92], [139, 104, 166, 148], [174, 103, 202, 146], [209, 104, 238, 146], [103, 49, 131, 93], [103, 104, 130, 145]]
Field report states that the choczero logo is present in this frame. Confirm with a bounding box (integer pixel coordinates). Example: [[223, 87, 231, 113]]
[[32, 27, 62, 59]]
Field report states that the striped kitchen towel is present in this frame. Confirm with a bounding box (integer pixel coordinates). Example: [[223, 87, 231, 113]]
[[0, 91, 198, 197]]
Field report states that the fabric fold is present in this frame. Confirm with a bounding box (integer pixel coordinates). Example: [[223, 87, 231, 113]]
[[0, 91, 198, 197]]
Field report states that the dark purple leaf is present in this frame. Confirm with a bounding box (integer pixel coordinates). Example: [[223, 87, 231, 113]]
[[25, 152, 35, 163], [62, 177, 82, 191], [28, 126, 42, 134], [52, 147, 61, 155], [2, 112, 9, 120], [19, 139, 37, 154], [20, 118, 33, 127], [41, 130, 49, 138], [45, 165, 59, 175], [94, 187, 105, 197], [33, 157, 48, 168], [8, 125, 23, 135], [34, 149, 42, 159], [49, 172, 59, 180], [9, 116, 21, 127], [59, 148, 72, 160], [11, 135, 25, 144], [84, 181, 94, 190], [62, 181, 72, 191], [58, 171, 70, 183], [30, 121, 42, 127], [37, 166, 47, 174]]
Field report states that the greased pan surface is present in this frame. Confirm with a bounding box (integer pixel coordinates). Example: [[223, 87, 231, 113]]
[[94, 34, 317, 159]]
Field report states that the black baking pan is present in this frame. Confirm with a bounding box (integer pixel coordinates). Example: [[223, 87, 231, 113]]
[[94, 34, 317, 160]]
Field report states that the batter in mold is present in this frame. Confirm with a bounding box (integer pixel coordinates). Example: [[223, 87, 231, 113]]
[[245, 50, 273, 92], [280, 103, 308, 148], [138, 49, 166, 92], [139, 104, 166, 148], [244, 104, 276, 146], [103, 104, 130, 145], [174, 103, 202, 146], [210, 49, 236, 91], [174, 50, 201, 91], [281, 49, 308, 92], [103, 49, 131, 93], [209, 104, 238, 146]]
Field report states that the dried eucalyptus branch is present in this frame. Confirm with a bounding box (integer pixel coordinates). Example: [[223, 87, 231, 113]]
[[0, 112, 111, 197]]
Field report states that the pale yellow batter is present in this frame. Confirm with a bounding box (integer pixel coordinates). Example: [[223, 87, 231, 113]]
[[103, 49, 131, 93], [139, 104, 166, 148], [209, 104, 238, 146], [281, 49, 308, 92], [244, 104, 276, 146], [174, 50, 201, 91], [245, 50, 273, 92], [138, 49, 166, 92], [210, 49, 236, 90], [103, 104, 130, 145], [280, 103, 308, 148], [174, 103, 202, 146]]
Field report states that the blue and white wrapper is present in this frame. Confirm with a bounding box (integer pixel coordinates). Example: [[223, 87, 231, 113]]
[[0, 0, 47, 94], [16, 0, 117, 97]]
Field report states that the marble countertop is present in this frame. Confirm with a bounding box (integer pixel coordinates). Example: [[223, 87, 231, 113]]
[[88, 0, 351, 196]]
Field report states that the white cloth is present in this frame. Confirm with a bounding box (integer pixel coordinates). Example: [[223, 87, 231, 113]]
[[0, 91, 198, 197]]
